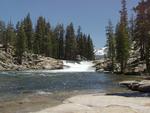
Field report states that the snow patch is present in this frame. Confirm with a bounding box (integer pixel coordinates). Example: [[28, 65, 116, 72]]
[[94, 47, 107, 56]]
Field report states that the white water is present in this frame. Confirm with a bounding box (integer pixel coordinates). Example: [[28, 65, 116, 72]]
[[25, 60, 95, 73], [50, 60, 95, 73]]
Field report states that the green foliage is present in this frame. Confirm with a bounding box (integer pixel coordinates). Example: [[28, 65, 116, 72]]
[[54, 24, 65, 59], [23, 13, 33, 52], [134, 0, 147, 60], [86, 35, 95, 60], [104, 0, 150, 74], [0, 15, 95, 61], [0, 20, 6, 45], [44, 22, 52, 57], [116, 22, 130, 73], [15, 22, 26, 64], [105, 0, 130, 73], [5, 22, 16, 52], [65, 23, 77, 60], [76, 26, 84, 57], [76, 26, 95, 60], [134, 0, 150, 73], [33, 16, 53, 57], [106, 20, 115, 71]]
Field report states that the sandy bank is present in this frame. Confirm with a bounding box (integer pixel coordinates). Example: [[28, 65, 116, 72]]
[[30, 93, 150, 113]]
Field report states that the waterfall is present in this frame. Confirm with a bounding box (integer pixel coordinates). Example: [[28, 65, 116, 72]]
[[23, 60, 96, 73], [50, 60, 96, 73]]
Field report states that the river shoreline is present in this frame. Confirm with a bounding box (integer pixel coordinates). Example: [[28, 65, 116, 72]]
[[0, 49, 64, 71], [30, 93, 150, 113], [1, 91, 150, 113], [0, 62, 149, 113]]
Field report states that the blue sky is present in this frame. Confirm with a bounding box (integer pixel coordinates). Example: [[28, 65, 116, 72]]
[[0, 0, 139, 48]]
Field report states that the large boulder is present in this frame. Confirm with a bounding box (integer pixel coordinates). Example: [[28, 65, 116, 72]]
[[0, 48, 64, 71], [94, 59, 112, 72], [119, 80, 150, 92], [28, 57, 63, 70]]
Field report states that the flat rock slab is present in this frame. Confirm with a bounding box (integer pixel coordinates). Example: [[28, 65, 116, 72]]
[[101, 105, 138, 113], [120, 80, 150, 92], [30, 94, 150, 113], [119, 81, 139, 86]]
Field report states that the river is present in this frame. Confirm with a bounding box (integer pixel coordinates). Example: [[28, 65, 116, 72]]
[[0, 61, 141, 113]]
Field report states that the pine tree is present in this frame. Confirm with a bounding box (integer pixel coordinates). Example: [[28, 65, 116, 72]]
[[116, 0, 130, 73], [86, 35, 94, 60], [129, 14, 135, 42], [0, 14, 95, 62], [44, 22, 52, 57], [134, 0, 150, 73], [106, 20, 115, 71], [15, 22, 26, 64], [33, 16, 53, 57], [134, 0, 147, 60], [76, 26, 83, 56], [145, 0, 150, 73], [57, 24, 65, 59], [0, 20, 5, 45], [34, 16, 46, 55], [65, 23, 77, 60], [82, 34, 88, 58], [23, 13, 33, 52], [5, 21, 16, 52], [52, 25, 60, 58]]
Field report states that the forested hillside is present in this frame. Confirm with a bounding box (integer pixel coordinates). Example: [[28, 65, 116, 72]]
[[0, 14, 94, 65], [96, 0, 150, 74]]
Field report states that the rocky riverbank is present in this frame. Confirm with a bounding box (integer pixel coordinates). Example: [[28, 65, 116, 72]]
[[30, 93, 150, 113], [93, 44, 149, 75], [120, 80, 150, 92], [93, 58, 146, 75], [0, 49, 63, 71]]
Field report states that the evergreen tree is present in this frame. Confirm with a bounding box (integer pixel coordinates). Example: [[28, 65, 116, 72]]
[[116, 0, 130, 73], [106, 20, 115, 71], [23, 13, 33, 52], [76, 26, 83, 56], [57, 24, 65, 59], [86, 35, 94, 60], [16, 21, 20, 32], [134, 0, 147, 60], [44, 22, 52, 57], [0, 14, 95, 62], [65, 23, 77, 60], [82, 34, 88, 58], [52, 25, 60, 58], [0, 20, 5, 45], [5, 21, 16, 52], [34, 16, 46, 55], [134, 0, 150, 73], [15, 22, 26, 64], [145, 0, 150, 73], [34, 16, 53, 57], [129, 14, 135, 42]]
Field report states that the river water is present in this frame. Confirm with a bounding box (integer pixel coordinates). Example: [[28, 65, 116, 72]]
[[0, 61, 142, 113]]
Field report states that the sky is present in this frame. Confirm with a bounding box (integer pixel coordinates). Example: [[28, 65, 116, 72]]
[[0, 0, 139, 48]]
